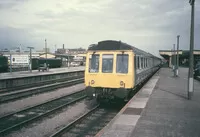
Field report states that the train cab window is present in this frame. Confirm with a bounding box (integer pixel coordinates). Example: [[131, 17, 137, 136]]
[[89, 54, 99, 73], [102, 54, 113, 73], [116, 54, 129, 73]]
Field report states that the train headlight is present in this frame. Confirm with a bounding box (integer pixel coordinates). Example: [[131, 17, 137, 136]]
[[91, 80, 95, 84], [120, 81, 124, 86]]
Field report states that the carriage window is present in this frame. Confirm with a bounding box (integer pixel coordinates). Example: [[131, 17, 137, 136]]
[[137, 56, 140, 69], [141, 57, 143, 69], [146, 58, 148, 67], [147, 58, 148, 67], [117, 54, 129, 73], [89, 54, 99, 73], [102, 54, 113, 73]]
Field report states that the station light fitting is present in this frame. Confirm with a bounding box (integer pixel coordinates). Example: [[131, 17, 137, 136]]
[[189, 0, 195, 5]]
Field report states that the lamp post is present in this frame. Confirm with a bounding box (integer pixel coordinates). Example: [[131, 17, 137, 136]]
[[173, 44, 176, 77], [55, 45, 57, 54], [188, 0, 195, 100], [171, 49, 173, 68], [27, 47, 34, 72], [10, 54, 12, 73], [45, 39, 47, 66], [176, 35, 180, 76]]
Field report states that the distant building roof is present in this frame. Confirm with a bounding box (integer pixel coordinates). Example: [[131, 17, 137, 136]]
[[39, 53, 55, 59], [68, 48, 86, 51]]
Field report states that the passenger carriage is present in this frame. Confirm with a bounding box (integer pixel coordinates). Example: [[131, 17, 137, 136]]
[[84, 40, 161, 101]]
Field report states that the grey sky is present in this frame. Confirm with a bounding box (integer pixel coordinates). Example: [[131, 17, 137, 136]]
[[0, 0, 199, 55]]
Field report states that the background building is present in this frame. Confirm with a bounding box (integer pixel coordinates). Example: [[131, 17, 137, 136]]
[[56, 48, 67, 54], [56, 47, 86, 55], [3, 52, 40, 66], [39, 53, 55, 58], [67, 48, 86, 55], [159, 50, 200, 67]]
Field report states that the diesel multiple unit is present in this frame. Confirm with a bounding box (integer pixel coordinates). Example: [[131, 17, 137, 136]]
[[84, 40, 161, 101]]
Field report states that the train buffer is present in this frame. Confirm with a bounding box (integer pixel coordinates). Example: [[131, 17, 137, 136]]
[[96, 68, 200, 137]]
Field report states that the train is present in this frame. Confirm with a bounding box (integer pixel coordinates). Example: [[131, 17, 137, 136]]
[[32, 58, 62, 70], [84, 40, 162, 101], [0, 57, 62, 73], [0, 56, 8, 73]]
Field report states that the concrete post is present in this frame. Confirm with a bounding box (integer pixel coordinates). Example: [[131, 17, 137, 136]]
[[45, 39, 47, 66], [10, 54, 12, 73], [169, 56, 172, 68], [173, 44, 176, 76], [176, 35, 180, 76], [27, 47, 34, 72], [188, 0, 195, 100], [30, 48, 32, 72], [171, 49, 174, 70]]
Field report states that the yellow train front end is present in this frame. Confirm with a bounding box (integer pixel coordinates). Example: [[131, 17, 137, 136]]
[[85, 50, 135, 101]]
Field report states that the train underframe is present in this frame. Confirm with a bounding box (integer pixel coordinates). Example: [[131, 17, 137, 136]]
[[85, 86, 135, 102]]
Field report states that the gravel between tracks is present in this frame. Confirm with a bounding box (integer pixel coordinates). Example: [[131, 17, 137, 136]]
[[6, 99, 97, 137], [0, 84, 85, 116]]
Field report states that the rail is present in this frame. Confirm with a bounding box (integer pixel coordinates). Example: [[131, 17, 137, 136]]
[[0, 90, 86, 136], [0, 78, 84, 104], [50, 105, 100, 137]]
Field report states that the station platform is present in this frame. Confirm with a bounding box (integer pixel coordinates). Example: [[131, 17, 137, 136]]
[[0, 66, 85, 80], [196, 76, 200, 81], [0, 67, 85, 90], [96, 68, 200, 137]]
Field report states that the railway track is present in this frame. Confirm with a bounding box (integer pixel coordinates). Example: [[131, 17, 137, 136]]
[[0, 74, 84, 93], [49, 69, 161, 137], [0, 77, 84, 104], [0, 90, 86, 136], [0, 68, 161, 136], [50, 105, 121, 137]]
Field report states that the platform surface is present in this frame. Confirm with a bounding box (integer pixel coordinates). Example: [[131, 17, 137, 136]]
[[97, 68, 200, 137], [197, 76, 200, 81], [0, 66, 85, 80]]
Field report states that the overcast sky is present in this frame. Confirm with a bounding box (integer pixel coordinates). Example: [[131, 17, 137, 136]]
[[0, 0, 199, 55]]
